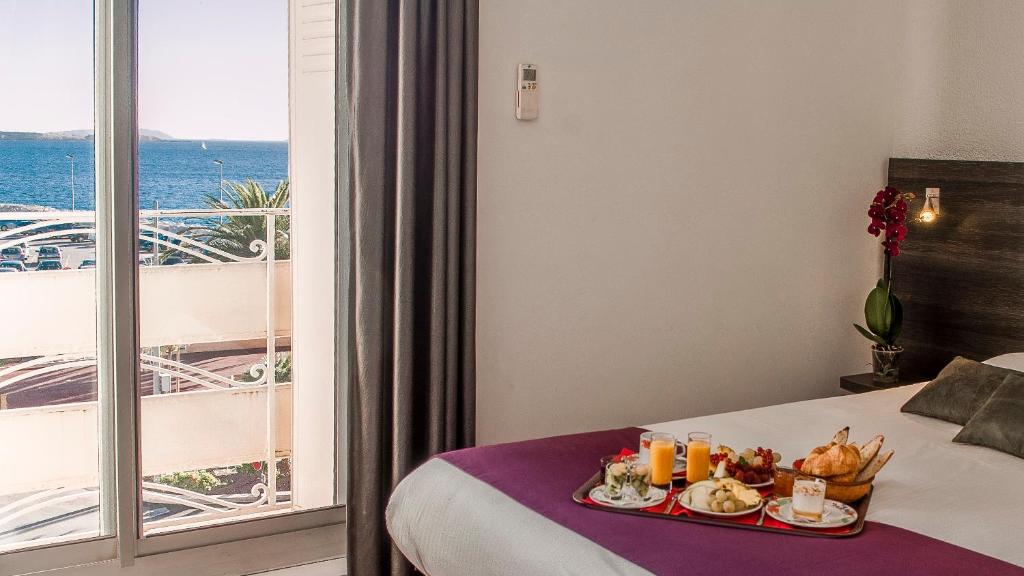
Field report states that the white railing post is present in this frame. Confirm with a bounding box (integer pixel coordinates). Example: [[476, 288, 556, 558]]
[[265, 213, 277, 506]]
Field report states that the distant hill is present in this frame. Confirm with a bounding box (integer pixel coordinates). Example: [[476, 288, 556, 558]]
[[0, 129, 174, 141]]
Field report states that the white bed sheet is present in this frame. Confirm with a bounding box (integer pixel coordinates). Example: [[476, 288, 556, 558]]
[[388, 385, 1024, 574]]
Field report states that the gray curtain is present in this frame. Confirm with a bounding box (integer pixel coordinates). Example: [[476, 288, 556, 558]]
[[346, 0, 478, 575]]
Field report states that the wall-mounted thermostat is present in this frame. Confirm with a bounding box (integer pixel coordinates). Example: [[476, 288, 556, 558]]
[[516, 63, 538, 120]]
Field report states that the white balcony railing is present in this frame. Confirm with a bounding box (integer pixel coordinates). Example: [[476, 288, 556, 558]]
[[0, 208, 295, 542]]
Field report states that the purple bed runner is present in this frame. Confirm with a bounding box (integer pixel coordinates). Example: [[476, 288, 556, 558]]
[[439, 427, 1023, 576]]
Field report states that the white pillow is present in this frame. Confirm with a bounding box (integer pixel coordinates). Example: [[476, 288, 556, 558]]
[[983, 352, 1024, 371]]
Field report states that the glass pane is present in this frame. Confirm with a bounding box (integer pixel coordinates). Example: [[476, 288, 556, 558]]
[[136, 0, 338, 534], [0, 0, 107, 551]]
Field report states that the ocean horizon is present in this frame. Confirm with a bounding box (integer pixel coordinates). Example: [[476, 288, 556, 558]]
[[0, 139, 289, 211]]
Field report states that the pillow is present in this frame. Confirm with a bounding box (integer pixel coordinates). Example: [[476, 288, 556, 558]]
[[953, 373, 1024, 458], [900, 356, 1019, 425], [984, 352, 1024, 372]]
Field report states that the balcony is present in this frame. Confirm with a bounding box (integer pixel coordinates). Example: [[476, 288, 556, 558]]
[[0, 208, 304, 549]]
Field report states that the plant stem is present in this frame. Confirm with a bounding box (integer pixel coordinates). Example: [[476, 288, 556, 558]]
[[883, 253, 893, 289]]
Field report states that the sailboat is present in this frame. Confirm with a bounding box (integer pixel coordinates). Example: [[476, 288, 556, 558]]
[[201, 142, 208, 150]]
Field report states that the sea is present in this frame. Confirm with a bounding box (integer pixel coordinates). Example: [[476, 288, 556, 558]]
[[0, 139, 288, 211]]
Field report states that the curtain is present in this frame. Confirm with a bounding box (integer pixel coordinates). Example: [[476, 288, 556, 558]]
[[346, 0, 478, 574]]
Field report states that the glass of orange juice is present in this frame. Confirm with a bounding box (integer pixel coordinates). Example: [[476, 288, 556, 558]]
[[685, 431, 712, 484], [649, 432, 677, 490]]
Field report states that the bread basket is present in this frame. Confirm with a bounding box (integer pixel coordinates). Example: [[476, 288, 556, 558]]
[[772, 466, 872, 504]]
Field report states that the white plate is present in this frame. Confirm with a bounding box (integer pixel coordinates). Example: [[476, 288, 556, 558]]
[[589, 485, 668, 510], [765, 497, 858, 529], [679, 497, 762, 517]]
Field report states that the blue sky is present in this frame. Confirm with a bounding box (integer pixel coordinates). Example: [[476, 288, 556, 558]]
[[0, 0, 288, 141]]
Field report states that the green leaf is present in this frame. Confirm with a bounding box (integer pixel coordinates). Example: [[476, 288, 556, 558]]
[[888, 293, 903, 343], [864, 285, 893, 338], [854, 323, 887, 345]]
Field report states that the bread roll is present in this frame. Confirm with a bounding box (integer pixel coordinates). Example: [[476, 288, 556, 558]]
[[801, 442, 860, 477]]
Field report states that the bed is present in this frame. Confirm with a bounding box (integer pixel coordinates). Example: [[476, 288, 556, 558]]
[[387, 371, 1024, 575]]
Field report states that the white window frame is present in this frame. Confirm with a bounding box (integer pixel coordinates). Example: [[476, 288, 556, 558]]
[[0, 0, 346, 573]]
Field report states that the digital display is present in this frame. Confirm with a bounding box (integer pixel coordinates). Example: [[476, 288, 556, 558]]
[[522, 68, 536, 82]]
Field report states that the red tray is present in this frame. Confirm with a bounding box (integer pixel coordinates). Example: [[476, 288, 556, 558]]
[[572, 471, 871, 538]]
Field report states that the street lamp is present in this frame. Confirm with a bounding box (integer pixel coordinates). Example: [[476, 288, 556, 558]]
[[212, 159, 225, 222], [65, 154, 76, 210], [212, 159, 224, 205]]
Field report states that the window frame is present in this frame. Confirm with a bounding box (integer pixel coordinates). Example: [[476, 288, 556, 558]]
[[0, 0, 346, 573]]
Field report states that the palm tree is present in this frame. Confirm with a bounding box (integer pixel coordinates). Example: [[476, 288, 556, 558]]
[[187, 179, 290, 261]]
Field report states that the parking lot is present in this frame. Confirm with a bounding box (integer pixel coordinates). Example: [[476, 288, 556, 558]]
[[2, 239, 98, 271]]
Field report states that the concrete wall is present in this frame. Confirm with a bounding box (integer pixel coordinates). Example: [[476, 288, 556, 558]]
[[476, 1, 903, 444], [0, 384, 292, 495], [0, 261, 291, 358]]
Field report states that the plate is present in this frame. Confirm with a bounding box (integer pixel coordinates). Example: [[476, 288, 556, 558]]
[[589, 485, 668, 510], [765, 497, 858, 529], [679, 497, 762, 517]]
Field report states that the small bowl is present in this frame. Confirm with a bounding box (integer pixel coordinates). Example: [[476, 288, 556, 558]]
[[773, 466, 872, 504]]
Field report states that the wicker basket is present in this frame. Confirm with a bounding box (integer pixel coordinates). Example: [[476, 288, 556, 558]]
[[773, 466, 872, 504]]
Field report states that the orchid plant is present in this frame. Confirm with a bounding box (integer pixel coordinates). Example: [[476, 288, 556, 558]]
[[854, 186, 916, 350]]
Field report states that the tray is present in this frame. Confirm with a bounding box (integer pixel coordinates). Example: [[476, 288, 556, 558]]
[[572, 471, 872, 538]]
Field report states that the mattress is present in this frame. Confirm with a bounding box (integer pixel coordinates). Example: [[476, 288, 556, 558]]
[[387, 384, 1024, 574]]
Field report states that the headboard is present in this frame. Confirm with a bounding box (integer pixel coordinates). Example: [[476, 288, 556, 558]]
[[887, 158, 1024, 381]]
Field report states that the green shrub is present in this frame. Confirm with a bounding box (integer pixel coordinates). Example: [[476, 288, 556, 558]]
[[156, 470, 223, 493]]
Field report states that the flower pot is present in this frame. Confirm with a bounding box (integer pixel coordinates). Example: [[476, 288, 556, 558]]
[[871, 346, 903, 385]]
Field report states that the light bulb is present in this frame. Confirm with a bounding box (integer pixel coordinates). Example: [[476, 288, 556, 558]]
[[919, 209, 936, 223]]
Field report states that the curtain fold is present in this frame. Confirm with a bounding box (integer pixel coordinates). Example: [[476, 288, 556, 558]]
[[347, 0, 478, 574]]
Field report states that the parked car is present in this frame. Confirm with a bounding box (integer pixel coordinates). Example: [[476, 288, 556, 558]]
[[37, 245, 63, 261], [0, 220, 30, 232], [0, 267, 17, 273], [36, 260, 64, 271], [79, 259, 97, 269], [34, 222, 89, 242], [0, 261, 27, 272], [1, 246, 28, 261], [161, 256, 186, 266]]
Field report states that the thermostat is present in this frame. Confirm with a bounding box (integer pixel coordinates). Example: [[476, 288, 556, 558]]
[[516, 63, 538, 120]]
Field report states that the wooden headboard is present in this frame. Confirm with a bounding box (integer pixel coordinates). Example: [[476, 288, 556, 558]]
[[887, 158, 1024, 381]]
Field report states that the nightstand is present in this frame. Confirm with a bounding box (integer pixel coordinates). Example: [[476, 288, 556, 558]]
[[839, 373, 915, 394]]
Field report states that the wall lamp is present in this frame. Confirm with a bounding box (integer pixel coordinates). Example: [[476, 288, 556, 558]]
[[919, 188, 940, 223]]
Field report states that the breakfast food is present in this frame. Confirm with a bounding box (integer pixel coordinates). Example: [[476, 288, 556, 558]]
[[708, 445, 781, 485], [680, 478, 762, 514], [796, 427, 893, 483], [604, 462, 628, 499], [630, 463, 652, 497]]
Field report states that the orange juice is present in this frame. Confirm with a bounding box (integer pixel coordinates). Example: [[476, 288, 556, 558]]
[[685, 436, 711, 484], [649, 438, 676, 487]]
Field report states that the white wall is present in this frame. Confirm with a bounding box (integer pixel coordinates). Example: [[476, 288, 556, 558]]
[[476, 1, 904, 444], [0, 385, 292, 494], [894, 0, 1024, 161], [0, 262, 291, 358]]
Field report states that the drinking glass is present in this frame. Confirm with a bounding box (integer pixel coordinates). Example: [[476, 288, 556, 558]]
[[604, 461, 629, 500], [628, 460, 652, 498], [685, 431, 711, 484], [638, 431, 654, 464], [792, 477, 827, 520], [649, 432, 676, 489]]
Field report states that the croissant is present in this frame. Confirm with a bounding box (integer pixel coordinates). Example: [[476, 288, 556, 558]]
[[800, 442, 860, 478]]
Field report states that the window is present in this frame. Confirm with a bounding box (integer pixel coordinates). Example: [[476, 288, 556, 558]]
[[0, 0, 109, 553], [0, 0, 344, 572]]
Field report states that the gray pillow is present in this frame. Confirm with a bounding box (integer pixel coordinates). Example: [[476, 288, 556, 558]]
[[953, 373, 1024, 458], [900, 356, 1018, 425]]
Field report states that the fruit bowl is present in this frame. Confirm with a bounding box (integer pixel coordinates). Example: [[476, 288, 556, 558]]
[[772, 466, 872, 504]]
